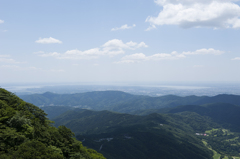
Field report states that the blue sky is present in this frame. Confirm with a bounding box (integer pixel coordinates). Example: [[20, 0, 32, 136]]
[[1, 0, 240, 83]]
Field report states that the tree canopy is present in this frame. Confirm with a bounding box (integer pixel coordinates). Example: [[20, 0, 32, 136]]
[[0, 88, 105, 159]]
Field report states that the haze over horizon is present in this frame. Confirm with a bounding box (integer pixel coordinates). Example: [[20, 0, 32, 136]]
[[1, 0, 240, 83]]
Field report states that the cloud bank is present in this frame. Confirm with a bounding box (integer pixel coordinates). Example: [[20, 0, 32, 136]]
[[146, 0, 240, 29], [0, 19, 4, 24], [36, 39, 148, 60]]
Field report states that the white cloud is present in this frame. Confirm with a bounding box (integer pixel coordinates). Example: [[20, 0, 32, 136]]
[[137, 42, 149, 48], [36, 39, 148, 60], [145, 25, 157, 31], [35, 37, 62, 44], [154, 0, 239, 6], [38, 52, 62, 58], [121, 53, 147, 62], [0, 19, 4, 24], [146, 0, 240, 29], [103, 39, 148, 51], [149, 51, 186, 60], [117, 52, 185, 63], [111, 24, 136, 31], [182, 48, 224, 55], [116, 48, 224, 63], [232, 57, 240, 60], [38, 49, 101, 60]]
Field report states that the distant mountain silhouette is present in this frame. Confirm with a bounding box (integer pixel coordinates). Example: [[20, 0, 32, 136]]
[[20, 91, 240, 114]]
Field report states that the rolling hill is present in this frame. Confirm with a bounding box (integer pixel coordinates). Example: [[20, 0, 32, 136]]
[[18, 91, 240, 158], [52, 109, 216, 159], [20, 91, 240, 114]]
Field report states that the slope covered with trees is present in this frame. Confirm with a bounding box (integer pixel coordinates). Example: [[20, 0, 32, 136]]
[[156, 103, 240, 158], [53, 109, 214, 159], [165, 103, 240, 132], [0, 88, 105, 159], [52, 102, 240, 159], [15, 90, 240, 158]]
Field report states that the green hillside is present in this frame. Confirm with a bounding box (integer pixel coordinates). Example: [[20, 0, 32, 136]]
[[161, 103, 240, 158], [53, 109, 213, 159], [52, 102, 240, 159], [0, 88, 105, 159], [16, 90, 240, 158], [167, 103, 240, 132]]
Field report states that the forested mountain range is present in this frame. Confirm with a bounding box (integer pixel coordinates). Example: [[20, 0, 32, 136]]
[[19, 91, 240, 114], [0, 88, 105, 159], [8, 90, 240, 159], [52, 109, 213, 159], [168, 103, 240, 131], [134, 103, 240, 132], [49, 102, 240, 159]]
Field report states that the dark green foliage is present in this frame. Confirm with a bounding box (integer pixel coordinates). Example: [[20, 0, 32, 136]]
[[53, 109, 144, 135], [53, 109, 213, 159], [168, 112, 221, 133], [157, 103, 240, 157], [53, 101, 240, 158], [167, 103, 240, 132], [12, 140, 63, 159], [0, 88, 105, 159], [12, 90, 240, 158], [78, 129, 211, 159]]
